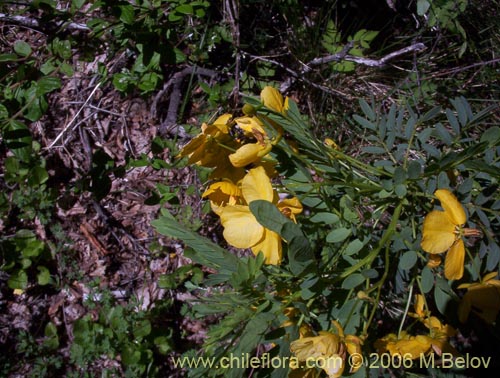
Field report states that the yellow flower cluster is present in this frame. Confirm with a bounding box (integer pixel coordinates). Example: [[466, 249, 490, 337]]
[[178, 87, 302, 264], [375, 294, 456, 359]]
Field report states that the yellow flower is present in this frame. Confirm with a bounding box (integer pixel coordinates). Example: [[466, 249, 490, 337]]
[[324, 138, 340, 150], [229, 128, 273, 167], [178, 114, 234, 167], [375, 313, 456, 359], [260, 86, 286, 113], [458, 272, 500, 324], [421, 189, 481, 280], [427, 254, 442, 269], [290, 321, 362, 378], [217, 166, 302, 264], [375, 332, 433, 359], [228, 115, 280, 167]]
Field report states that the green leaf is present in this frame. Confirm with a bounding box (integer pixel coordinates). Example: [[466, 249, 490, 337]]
[[345, 239, 364, 256], [359, 99, 376, 121], [342, 273, 365, 289], [0, 103, 8, 119], [119, 4, 135, 24], [14, 40, 32, 57], [309, 212, 339, 224], [445, 109, 460, 135], [112, 73, 131, 92], [486, 243, 500, 271], [353, 114, 376, 130], [398, 251, 417, 270], [421, 266, 434, 293], [28, 165, 49, 186], [394, 184, 407, 198], [421, 106, 441, 122], [152, 210, 241, 281], [43, 322, 59, 350], [435, 123, 453, 145], [0, 53, 18, 62], [361, 146, 385, 154], [326, 228, 351, 243], [122, 345, 141, 366], [434, 277, 456, 315], [407, 160, 421, 180], [72, 0, 86, 10], [249, 200, 315, 275], [480, 126, 500, 147], [282, 223, 315, 276], [175, 4, 194, 15], [249, 200, 288, 234], [37, 76, 61, 95], [8, 269, 28, 289], [37, 266, 51, 285], [133, 320, 152, 339]]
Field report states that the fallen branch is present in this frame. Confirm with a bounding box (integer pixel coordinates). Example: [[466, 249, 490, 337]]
[[250, 42, 427, 94], [151, 66, 218, 137], [0, 13, 90, 32]]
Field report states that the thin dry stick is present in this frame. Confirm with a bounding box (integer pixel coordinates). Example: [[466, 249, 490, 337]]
[[47, 81, 102, 149]]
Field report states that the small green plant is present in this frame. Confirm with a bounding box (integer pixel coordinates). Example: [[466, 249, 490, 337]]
[[70, 290, 175, 377]]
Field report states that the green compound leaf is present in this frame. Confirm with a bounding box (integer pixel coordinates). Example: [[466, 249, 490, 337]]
[[152, 209, 240, 283]]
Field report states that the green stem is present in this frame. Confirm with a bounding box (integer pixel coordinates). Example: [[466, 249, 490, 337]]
[[340, 201, 403, 279], [398, 282, 414, 338], [363, 244, 391, 337]]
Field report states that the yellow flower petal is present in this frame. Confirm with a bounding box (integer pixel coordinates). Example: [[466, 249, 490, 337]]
[[483, 271, 500, 283], [241, 167, 274, 203], [413, 294, 426, 319], [251, 228, 282, 264], [345, 335, 363, 373], [229, 142, 271, 167], [212, 113, 232, 128], [435, 189, 466, 225], [278, 197, 303, 221], [421, 210, 456, 253], [290, 331, 342, 361], [202, 180, 241, 206], [218, 205, 264, 248], [261, 86, 284, 112], [322, 355, 344, 378], [234, 116, 265, 134], [394, 335, 432, 358], [444, 239, 465, 280]]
